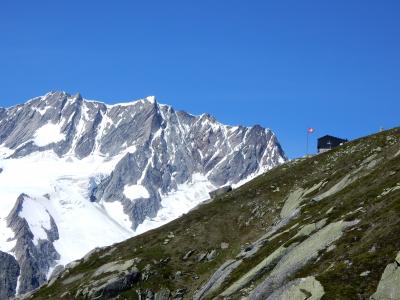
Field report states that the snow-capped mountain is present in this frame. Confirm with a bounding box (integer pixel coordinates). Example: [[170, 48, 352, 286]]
[[0, 91, 286, 297]]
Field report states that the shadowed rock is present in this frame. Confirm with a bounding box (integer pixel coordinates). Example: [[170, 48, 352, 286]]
[[0, 251, 20, 300]]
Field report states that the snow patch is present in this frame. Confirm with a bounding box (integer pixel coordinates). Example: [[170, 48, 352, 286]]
[[34, 106, 51, 116], [146, 96, 156, 103], [102, 201, 132, 229], [15, 274, 21, 296], [134, 173, 215, 236], [124, 184, 150, 200], [33, 122, 66, 147], [105, 95, 156, 108], [19, 196, 51, 245], [0, 218, 15, 253], [124, 145, 137, 154]]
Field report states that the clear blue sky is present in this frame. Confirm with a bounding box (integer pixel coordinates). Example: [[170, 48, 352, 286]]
[[1, 1, 399, 158]]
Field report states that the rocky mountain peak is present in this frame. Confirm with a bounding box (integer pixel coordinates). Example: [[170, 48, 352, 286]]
[[0, 92, 287, 298]]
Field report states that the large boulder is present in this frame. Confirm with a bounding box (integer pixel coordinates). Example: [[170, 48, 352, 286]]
[[209, 185, 232, 199], [75, 259, 141, 299], [370, 251, 400, 300]]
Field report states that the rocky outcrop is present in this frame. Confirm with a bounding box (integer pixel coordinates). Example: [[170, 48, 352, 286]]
[[266, 276, 325, 300], [221, 245, 294, 297], [370, 251, 400, 300], [312, 154, 382, 203], [249, 220, 358, 300], [209, 185, 232, 199], [49, 265, 65, 280], [75, 259, 141, 299], [195, 206, 302, 299], [93, 151, 163, 229], [6, 194, 60, 295], [280, 181, 325, 219], [0, 251, 20, 300], [193, 259, 242, 300]]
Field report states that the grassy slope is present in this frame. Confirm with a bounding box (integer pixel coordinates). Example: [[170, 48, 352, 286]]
[[31, 128, 400, 299]]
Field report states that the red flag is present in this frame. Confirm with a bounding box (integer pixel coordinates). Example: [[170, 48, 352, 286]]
[[307, 127, 315, 134]]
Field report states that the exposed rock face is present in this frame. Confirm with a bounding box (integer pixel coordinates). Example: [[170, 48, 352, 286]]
[[0, 251, 20, 300], [370, 251, 400, 300], [6, 194, 60, 295]]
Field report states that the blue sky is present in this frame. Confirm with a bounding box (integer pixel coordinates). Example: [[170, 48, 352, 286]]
[[1, 1, 399, 158]]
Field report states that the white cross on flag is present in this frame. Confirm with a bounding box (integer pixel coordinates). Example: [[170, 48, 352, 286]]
[[307, 127, 315, 134]]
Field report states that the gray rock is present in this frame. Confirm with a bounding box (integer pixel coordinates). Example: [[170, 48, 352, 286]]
[[197, 253, 207, 262], [90, 270, 139, 299], [62, 273, 85, 285], [175, 271, 182, 278], [209, 185, 232, 199], [92, 259, 140, 278], [76, 264, 140, 299], [266, 276, 325, 300], [370, 251, 400, 300], [154, 288, 171, 300], [65, 259, 81, 270], [142, 264, 152, 281], [174, 288, 186, 300], [221, 244, 293, 297], [360, 270, 370, 277], [220, 242, 229, 249], [249, 220, 358, 300], [82, 247, 102, 262], [193, 259, 242, 300], [206, 249, 217, 261], [182, 249, 195, 261], [197, 209, 303, 299], [0, 251, 20, 300], [146, 289, 154, 299]]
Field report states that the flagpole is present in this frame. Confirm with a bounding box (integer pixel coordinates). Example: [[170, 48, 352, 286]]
[[306, 131, 309, 156], [306, 127, 314, 156]]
